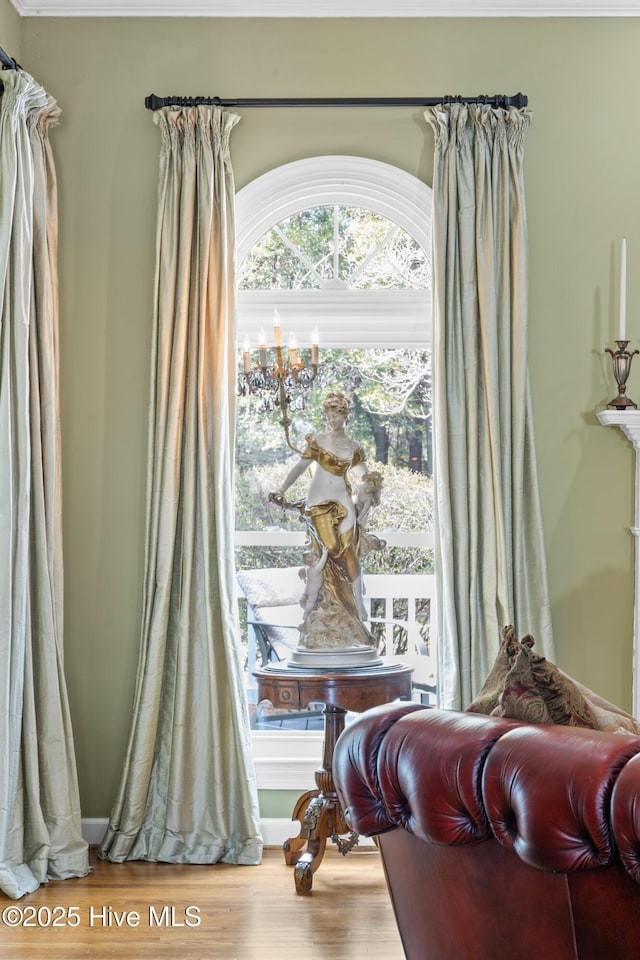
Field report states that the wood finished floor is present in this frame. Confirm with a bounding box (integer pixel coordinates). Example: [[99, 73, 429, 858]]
[[0, 846, 405, 960]]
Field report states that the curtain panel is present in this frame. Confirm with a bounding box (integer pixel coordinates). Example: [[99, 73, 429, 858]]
[[0, 70, 90, 899], [425, 103, 554, 710], [99, 106, 262, 865]]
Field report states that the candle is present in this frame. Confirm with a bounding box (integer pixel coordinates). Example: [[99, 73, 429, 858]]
[[289, 333, 298, 365], [258, 327, 268, 368], [242, 336, 251, 374], [273, 309, 282, 348], [620, 238, 627, 342], [311, 326, 320, 365]]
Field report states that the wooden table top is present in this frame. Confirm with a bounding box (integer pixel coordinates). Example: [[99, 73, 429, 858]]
[[253, 660, 413, 713]]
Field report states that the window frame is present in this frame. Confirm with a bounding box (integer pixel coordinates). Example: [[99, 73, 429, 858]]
[[235, 156, 434, 789], [236, 156, 433, 349]]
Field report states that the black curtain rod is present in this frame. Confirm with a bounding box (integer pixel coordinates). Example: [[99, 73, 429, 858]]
[[145, 92, 527, 111], [0, 45, 20, 71]]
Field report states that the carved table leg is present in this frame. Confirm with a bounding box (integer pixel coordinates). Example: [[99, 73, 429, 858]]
[[283, 789, 319, 865], [283, 705, 356, 895]]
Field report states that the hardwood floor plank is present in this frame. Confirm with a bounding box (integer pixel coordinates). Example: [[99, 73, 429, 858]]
[[0, 846, 404, 960]]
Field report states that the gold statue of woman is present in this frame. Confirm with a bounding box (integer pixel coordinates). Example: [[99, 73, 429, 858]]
[[270, 393, 384, 654]]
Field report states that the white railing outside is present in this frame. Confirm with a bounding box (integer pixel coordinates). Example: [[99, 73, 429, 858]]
[[236, 544, 437, 708]]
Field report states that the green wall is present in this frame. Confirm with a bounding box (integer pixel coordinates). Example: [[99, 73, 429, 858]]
[[13, 15, 640, 817], [0, 0, 20, 62]]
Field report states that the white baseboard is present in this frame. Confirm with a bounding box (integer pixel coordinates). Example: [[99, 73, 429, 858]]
[[82, 817, 374, 848], [82, 818, 109, 845]]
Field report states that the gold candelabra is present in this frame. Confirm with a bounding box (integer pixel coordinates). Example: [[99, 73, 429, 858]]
[[239, 310, 320, 452]]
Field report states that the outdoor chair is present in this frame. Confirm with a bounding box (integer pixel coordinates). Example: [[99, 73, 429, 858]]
[[236, 566, 325, 729]]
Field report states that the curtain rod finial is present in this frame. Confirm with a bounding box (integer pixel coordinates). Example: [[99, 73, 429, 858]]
[[0, 46, 19, 71]]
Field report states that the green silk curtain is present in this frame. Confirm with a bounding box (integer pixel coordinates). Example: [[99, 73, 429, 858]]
[[0, 70, 89, 899], [99, 106, 262, 865], [425, 103, 555, 710]]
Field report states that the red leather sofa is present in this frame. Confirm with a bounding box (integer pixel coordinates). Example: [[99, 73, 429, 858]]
[[332, 703, 640, 960]]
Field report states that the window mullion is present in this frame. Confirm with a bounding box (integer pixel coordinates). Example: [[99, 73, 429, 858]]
[[273, 224, 324, 284], [350, 225, 400, 284]]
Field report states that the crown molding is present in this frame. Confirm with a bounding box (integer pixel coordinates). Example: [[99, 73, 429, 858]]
[[8, 0, 640, 16]]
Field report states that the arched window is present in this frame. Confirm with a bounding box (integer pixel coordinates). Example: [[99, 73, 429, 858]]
[[235, 158, 436, 761], [235, 155, 432, 347], [240, 204, 430, 291]]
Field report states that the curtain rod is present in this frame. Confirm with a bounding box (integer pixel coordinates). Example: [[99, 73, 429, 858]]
[[145, 93, 528, 111], [0, 46, 20, 71]]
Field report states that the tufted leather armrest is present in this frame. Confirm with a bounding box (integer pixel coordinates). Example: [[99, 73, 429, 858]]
[[333, 706, 640, 960], [331, 701, 427, 836], [374, 709, 520, 844], [483, 724, 640, 872], [334, 705, 640, 879], [334, 706, 518, 841], [611, 751, 640, 883]]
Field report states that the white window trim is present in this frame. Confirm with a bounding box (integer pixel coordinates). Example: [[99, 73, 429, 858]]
[[236, 155, 433, 349], [235, 157, 434, 790]]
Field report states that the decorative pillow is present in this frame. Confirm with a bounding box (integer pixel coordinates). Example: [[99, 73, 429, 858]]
[[467, 625, 640, 734], [464, 626, 517, 716]]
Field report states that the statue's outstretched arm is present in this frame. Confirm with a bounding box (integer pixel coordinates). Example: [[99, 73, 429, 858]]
[[271, 456, 311, 502]]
